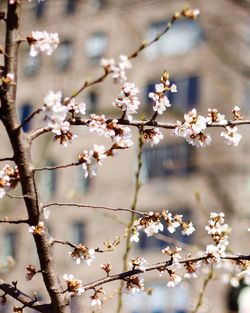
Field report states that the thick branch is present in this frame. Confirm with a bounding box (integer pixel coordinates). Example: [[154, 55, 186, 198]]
[[0, 279, 51, 313], [0, 2, 69, 313], [83, 254, 250, 291]]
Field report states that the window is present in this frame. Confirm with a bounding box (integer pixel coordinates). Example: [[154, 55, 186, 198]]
[[75, 168, 91, 193], [125, 284, 188, 313], [23, 51, 40, 76], [0, 231, 16, 262], [85, 32, 107, 63], [142, 143, 194, 180], [145, 76, 200, 114], [65, 0, 77, 15], [72, 222, 85, 244], [139, 210, 193, 250], [39, 160, 57, 200], [167, 76, 200, 113], [85, 91, 98, 114], [19, 102, 32, 132], [34, 0, 46, 19], [145, 19, 203, 60], [54, 40, 73, 71]]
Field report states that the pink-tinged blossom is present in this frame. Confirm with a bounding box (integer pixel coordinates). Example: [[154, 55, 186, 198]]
[[79, 145, 106, 178], [29, 222, 45, 236], [69, 245, 96, 265], [125, 275, 144, 294], [148, 73, 176, 115], [144, 221, 164, 237], [101, 55, 132, 83], [65, 97, 86, 115], [143, 128, 164, 146], [129, 257, 148, 272], [130, 229, 140, 243], [162, 246, 182, 268], [206, 109, 227, 125], [63, 274, 85, 296], [113, 82, 140, 121], [27, 31, 59, 57], [175, 109, 212, 147], [0, 165, 19, 199], [167, 270, 182, 287], [113, 126, 133, 148], [220, 126, 242, 146], [181, 221, 195, 236]]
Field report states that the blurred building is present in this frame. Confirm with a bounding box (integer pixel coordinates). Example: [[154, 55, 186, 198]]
[[0, 0, 250, 312]]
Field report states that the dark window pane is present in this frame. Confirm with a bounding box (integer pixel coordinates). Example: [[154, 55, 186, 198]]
[[65, 0, 77, 14], [143, 143, 195, 180], [40, 160, 57, 200], [54, 40, 73, 71], [72, 222, 85, 244], [85, 32, 107, 63], [139, 210, 193, 250], [19, 103, 32, 132], [35, 1, 46, 19]]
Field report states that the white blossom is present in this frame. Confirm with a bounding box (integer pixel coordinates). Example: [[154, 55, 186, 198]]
[[220, 126, 242, 146], [28, 31, 59, 57], [63, 274, 85, 296], [101, 54, 132, 83]]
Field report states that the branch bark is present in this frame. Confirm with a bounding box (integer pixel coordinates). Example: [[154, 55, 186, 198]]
[[0, 2, 69, 312]]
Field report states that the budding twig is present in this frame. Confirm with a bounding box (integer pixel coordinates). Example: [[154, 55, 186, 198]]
[[43, 202, 145, 216]]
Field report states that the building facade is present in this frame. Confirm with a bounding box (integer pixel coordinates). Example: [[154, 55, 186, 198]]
[[0, 0, 250, 312]]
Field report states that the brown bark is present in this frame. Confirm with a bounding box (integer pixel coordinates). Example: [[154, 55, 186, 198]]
[[0, 2, 70, 312]]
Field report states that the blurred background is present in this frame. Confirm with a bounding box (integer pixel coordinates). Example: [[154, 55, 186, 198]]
[[0, 0, 250, 312]]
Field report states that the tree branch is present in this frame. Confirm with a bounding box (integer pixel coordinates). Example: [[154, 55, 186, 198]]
[[82, 254, 250, 291], [0, 217, 28, 224], [0, 279, 51, 313], [44, 202, 144, 216]]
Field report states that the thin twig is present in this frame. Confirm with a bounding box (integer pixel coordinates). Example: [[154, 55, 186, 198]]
[[0, 217, 28, 224], [17, 108, 42, 131], [34, 162, 81, 172], [43, 202, 144, 216], [117, 130, 144, 313], [66, 13, 182, 102], [191, 265, 214, 313]]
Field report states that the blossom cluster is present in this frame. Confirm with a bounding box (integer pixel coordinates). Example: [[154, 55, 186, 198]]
[[27, 31, 59, 57], [148, 72, 177, 115], [88, 114, 133, 147], [78, 144, 106, 177], [125, 275, 144, 294], [175, 107, 242, 147], [90, 288, 105, 307], [43, 91, 86, 146], [0, 164, 19, 198], [205, 212, 230, 260], [101, 55, 132, 83], [69, 244, 96, 266], [63, 274, 85, 296], [130, 210, 195, 243], [29, 222, 45, 236], [113, 82, 140, 121]]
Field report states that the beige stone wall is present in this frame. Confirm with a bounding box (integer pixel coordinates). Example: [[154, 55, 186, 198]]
[[0, 0, 250, 312]]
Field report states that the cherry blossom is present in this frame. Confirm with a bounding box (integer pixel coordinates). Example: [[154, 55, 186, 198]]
[[101, 54, 132, 83], [220, 126, 242, 146], [27, 31, 59, 57], [63, 274, 85, 296]]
